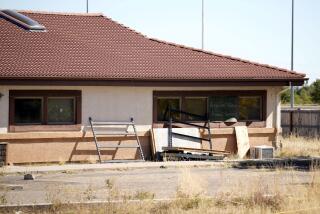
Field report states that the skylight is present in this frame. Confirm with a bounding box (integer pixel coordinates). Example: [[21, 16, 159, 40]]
[[0, 9, 46, 31]]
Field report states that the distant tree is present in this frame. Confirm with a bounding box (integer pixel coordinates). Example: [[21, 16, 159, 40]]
[[281, 89, 291, 104], [294, 93, 302, 105], [297, 86, 312, 104], [281, 83, 313, 105], [311, 79, 320, 104]]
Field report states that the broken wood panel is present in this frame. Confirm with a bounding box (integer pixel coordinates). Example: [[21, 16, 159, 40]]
[[235, 126, 250, 159]]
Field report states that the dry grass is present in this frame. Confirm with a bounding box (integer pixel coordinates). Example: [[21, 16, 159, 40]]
[[2, 168, 319, 214], [2, 139, 320, 213], [0, 190, 7, 205], [176, 168, 208, 198], [277, 136, 320, 157]]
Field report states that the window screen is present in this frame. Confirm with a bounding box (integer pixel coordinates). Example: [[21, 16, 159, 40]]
[[14, 98, 42, 124], [184, 97, 207, 121], [209, 96, 238, 121], [157, 98, 180, 121], [47, 98, 75, 124], [239, 96, 261, 121], [154, 91, 264, 123]]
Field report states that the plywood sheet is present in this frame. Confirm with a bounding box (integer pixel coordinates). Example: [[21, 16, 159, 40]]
[[235, 126, 250, 159], [152, 128, 201, 152]]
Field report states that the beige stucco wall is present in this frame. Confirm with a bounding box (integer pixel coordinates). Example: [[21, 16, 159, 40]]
[[0, 85, 284, 133]]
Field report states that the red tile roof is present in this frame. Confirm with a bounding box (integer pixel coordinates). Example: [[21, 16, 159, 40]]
[[0, 11, 306, 83]]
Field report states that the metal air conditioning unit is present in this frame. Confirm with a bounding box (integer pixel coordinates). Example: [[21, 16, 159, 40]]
[[250, 145, 274, 159], [0, 142, 7, 166]]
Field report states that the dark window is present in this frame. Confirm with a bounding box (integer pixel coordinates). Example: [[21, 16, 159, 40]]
[[153, 91, 265, 123], [47, 98, 75, 124], [9, 90, 81, 126], [14, 98, 42, 124], [156, 98, 180, 121], [239, 96, 262, 121], [209, 96, 238, 121], [184, 97, 207, 121]]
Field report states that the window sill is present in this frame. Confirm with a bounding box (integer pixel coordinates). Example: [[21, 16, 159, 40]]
[[9, 124, 82, 132], [153, 121, 266, 128], [0, 130, 150, 140]]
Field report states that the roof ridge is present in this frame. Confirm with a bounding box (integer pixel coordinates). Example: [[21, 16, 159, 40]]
[[148, 38, 306, 78], [101, 14, 150, 40], [19, 10, 103, 17]]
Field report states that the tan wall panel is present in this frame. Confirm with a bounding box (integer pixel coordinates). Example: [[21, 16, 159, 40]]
[[247, 133, 274, 147], [202, 134, 237, 152], [207, 134, 274, 154], [6, 136, 151, 164], [4, 129, 275, 164]]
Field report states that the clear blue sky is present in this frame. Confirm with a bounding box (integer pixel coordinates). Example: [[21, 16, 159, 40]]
[[1, 0, 319, 83]]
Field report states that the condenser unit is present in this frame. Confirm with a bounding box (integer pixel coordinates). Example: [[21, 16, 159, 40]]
[[250, 145, 274, 159]]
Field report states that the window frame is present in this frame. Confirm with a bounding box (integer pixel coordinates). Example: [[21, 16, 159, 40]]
[[183, 96, 208, 122], [9, 90, 81, 126], [208, 95, 239, 122], [13, 97, 44, 125], [155, 96, 182, 122], [238, 96, 263, 122], [153, 90, 267, 126], [47, 96, 76, 125]]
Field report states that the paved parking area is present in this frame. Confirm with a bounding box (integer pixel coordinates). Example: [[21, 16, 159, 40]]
[[1, 161, 225, 174], [0, 165, 316, 205]]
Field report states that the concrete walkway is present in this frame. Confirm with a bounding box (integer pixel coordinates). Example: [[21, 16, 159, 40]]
[[0, 161, 227, 174]]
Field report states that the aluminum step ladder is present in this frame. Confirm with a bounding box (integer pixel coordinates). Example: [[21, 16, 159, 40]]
[[89, 117, 145, 163]]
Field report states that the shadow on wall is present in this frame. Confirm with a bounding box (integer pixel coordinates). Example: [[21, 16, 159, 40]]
[[68, 139, 143, 161], [6, 136, 151, 164]]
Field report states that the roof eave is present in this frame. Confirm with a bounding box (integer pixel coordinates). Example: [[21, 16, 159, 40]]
[[0, 78, 307, 86]]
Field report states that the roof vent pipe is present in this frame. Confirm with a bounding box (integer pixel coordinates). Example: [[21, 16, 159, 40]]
[[0, 9, 45, 31]]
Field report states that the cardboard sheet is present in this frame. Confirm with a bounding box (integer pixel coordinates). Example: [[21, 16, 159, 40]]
[[152, 128, 201, 152], [235, 126, 250, 159]]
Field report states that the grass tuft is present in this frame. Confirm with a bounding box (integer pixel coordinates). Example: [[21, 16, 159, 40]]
[[277, 136, 320, 157]]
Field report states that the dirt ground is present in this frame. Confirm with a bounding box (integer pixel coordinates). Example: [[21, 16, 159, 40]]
[[0, 165, 316, 205]]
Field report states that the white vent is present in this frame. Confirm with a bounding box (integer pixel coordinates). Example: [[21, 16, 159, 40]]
[[250, 146, 274, 159], [0, 143, 7, 166], [0, 9, 45, 31]]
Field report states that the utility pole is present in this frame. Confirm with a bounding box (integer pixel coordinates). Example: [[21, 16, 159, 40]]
[[86, 0, 89, 13], [290, 0, 294, 108], [201, 0, 204, 49]]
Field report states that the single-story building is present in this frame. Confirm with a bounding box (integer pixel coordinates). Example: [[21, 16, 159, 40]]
[[0, 10, 307, 164]]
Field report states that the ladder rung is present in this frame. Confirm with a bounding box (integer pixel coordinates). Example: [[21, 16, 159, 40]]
[[98, 144, 139, 148], [92, 121, 134, 126], [89, 117, 145, 162], [94, 131, 135, 135]]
